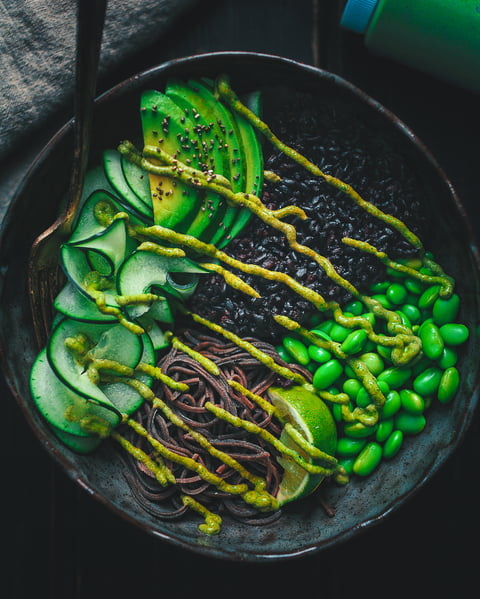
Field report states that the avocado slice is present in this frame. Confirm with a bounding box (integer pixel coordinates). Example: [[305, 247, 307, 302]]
[[218, 89, 264, 248], [140, 90, 204, 231], [164, 79, 229, 242], [185, 78, 246, 246]]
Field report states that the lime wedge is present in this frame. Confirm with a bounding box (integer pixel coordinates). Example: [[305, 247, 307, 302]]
[[268, 386, 337, 506]]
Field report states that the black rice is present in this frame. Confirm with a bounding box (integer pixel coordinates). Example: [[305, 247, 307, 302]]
[[192, 88, 427, 342]]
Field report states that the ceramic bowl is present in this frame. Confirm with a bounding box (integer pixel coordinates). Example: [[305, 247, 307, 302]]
[[1, 52, 479, 561]]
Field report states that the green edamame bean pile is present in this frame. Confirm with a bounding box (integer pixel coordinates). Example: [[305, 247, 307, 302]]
[[277, 256, 469, 479]]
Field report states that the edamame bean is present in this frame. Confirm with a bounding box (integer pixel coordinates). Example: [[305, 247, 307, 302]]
[[439, 323, 469, 346], [375, 335, 392, 362], [307, 344, 332, 363], [382, 390, 402, 419], [313, 359, 343, 390], [419, 321, 444, 360], [275, 346, 291, 362], [340, 329, 368, 355], [383, 430, 403, 459], [437, 346, 458, 369], [370, 281, 389, 294], [371, 294, 393, 310], [311, 321, 333, 336], [386, 282, 408, 305], [432, 293, 460, 326], [378, 366, 412, 389], [395, 411, 426, 435], [418, 285, 441, 310], [412, 355, 431, 376], [395, 310, 412, 329], [375, 418, 394, 443], [282, 336, 310, 365], [413, 366, 442, 396], [404, 277, 424, 295], [329, 323, 351, 342], [332, 402, 344, 422], [337, 437, 367, 457], [400, 303, 421, 325], [359, 352, 385, 376], [437, 366, 460, 404], [399, 389, 425, 414], [360, 312, 376, 326], [343, 378, 362, 400], [344, 421, 378, 439], [344, 300, 364, 315], [353, 442, 383, 476], [338, 457, 356, 475]]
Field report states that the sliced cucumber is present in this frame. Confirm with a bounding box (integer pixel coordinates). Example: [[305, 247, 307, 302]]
[[101, 333, 155, 415], [117, 249, 207, 303], [54, 282, 118, 323], [137, 314, 169, 352], [30, 348, 120, 438], [103, 149, 153, 220], [47, 318, 144, 409], [121, 154, 152, 208], [53, 428, 104, 454], [67, 217, 129, 277], [69, 189, 144, 245], [80, 165, 116, 208], [61, 243, 119, 308], [61, 216, 131, 309]]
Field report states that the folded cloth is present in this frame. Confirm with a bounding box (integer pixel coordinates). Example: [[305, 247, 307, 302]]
[[0, 0, 197, 162]]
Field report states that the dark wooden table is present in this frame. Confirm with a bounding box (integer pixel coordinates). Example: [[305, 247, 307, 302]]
[[3, 1, 480, 597]]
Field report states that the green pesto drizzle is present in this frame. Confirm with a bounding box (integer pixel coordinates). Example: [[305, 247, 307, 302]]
[[199, 261, 261, 298], [164, 331, 220, 376], [181, 496, 222, 535], [111, 430, 175, 487], [282, 423, 338, 466], [83, 278, 145, 335], [136, 241, 186, 258], [134, 362, 189, 392], [115, 293, 162, 306], [226, 379, 275, 415]]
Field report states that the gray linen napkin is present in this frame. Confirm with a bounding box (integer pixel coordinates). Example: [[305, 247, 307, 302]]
[[0, 0, 197, 162]]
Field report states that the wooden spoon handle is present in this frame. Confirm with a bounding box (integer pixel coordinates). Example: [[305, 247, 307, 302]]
[[63, 0, 108, 233]]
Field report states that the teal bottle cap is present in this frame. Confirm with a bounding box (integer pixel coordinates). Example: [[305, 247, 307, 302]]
[[340, 0, 379, 34]]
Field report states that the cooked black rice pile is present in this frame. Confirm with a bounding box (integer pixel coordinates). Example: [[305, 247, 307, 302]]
[[191, 88, 427, 343]]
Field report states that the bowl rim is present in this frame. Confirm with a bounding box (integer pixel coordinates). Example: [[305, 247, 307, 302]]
[[1, 50, 479, 561]]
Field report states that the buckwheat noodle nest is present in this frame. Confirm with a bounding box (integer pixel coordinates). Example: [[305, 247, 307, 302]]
[[119, 330, 311, 525]]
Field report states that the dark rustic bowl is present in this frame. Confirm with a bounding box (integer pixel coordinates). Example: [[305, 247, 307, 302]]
[[1, 52, 479, 561]]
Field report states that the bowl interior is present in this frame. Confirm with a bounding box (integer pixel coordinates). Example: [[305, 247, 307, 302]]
[[1, 52, 479, 561]]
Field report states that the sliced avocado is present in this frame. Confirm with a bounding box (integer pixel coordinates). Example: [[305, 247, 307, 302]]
[[185, 78, 247, 246], [218, 89, 264, 248], [140, 90, 204, 231], [164, 79, 228, 242]]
